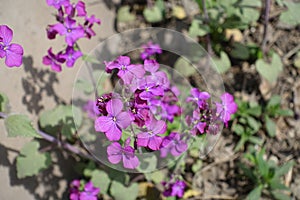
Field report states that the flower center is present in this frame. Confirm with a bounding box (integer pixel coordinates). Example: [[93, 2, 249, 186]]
[[121, 65, 126, 70], [112, 116, 117, 122], [145, 87, 149, 92], [67, 28, 72, 33], [3, 46, 8, 51]]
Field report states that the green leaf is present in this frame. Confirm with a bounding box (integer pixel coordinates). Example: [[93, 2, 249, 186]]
[[279, 2, 300, 27], [212, 51, 231, 73], [0, 92, 9, 112], [83, 161, 96, 177], [16, 141, 51, 178], [232, 123, 244, 135], [155, 0, 165, 13], [110, 181, 139, 200], [188, 19, 209, 37], [267, 95, 281, 108], [91, 170, 110, 194], [5, 114, 40, 138], [246, 116, 261, 131], [82, 55, 101, 64], [271, 191, 291, 200], [39, 105, 82, 139], [117, 6, 136, 23], [143, 6, 163, 23], [235, 0, 262, 26], [275, 161, 294, 178], [108, 169, 130, 184], [75, 79, 94, 94], [145, 170, 166, 184], [270, 178, 288, 190], [137, 154, 157, 173], [248, 136, 263, 146], [247, 185, 263, 200], [265, 115, 276, 137], [257, 150, 269, 179], [246, 105, 262, 117], [229, 42, 250, 60], [275, 109, 294, 117], [192, 160, 203, 173], [256, 53, 283, 83], [174, 57, 196, 77]]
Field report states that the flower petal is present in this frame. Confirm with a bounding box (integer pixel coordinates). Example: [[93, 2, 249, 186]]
[[107, 142, 122, 164], [123, 154, 139, 169], [106, 99, 123, 116], [0, 25, 13, 45], [116, 111, 132, 129], [105, 124, 122, 141], [148, 136, 163, 150], [94, 116, 113, 132], [5, 44, 24, 67]]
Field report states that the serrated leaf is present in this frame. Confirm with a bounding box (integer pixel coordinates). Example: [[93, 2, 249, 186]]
[[5, 114, 40, 138], [265, 115, 276, 137], [279, 2, 300, 27], [0, 92, 9, 112], [143, 6, 163, 23], [213, 51, 231, 73], [110, 181, 139, 200], [247, 185, 263, 200], [117, 6, 136, 23], [91, 170, 110, 194], [16, 141, 51, 178], [256, 53, 283, 83], [174, 57, 196, 77]]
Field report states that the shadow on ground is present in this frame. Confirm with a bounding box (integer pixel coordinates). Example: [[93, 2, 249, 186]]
[[0, 143, 78, 200]]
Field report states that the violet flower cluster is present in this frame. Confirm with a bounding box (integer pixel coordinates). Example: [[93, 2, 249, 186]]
[[43, 0, 100, 72], [0, 25, 24, 67], [162, 179, 186, 198], [89, 42, 237, 170], [69, 180, 100, 200]]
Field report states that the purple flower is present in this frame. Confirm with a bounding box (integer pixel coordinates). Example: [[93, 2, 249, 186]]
[[216, 93, 237, 126], [83, 100, 100, 119], [107, 139, 140, 169], [105, 56, 145, 85], [96, 93, 113, 116], [65, 1, 87, 17], [129, 101, 150, 127], [140, 41, 162, 60], [79, 181, 100, 200], [84, 15, 101, 39], [162, 180, 186, 198], [144, 59, 159, 73], [136, 117, 166, 150], [46, 25, 58, 40], [46, 0, 70, 9], [137, 76, 164, 100], [69, 179, 81, 200], [160, 132, 187, 157], [94, 98, 132, 141], [60, 46, 82, 67], [171, 180, 186, 198], [187, 88, 210, 109], [188, 110, 207, 135], [42, 48, 65, 72], [0, 25, 23, 67], [52, 17, 85, 46]]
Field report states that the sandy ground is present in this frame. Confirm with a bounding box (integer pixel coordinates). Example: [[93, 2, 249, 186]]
[[0, 0, 115, 199]]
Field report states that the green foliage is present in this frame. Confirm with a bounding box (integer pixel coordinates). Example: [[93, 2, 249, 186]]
[[110, 181, 139, 200], [145, 170, 166, 184], [16, 141, 51, 178], [91, 170, 110, 194], [5, 114, 41, 138], [263, 95, 293, 137], [212, 51, 231, 73], [117, 6, 136, 23], [75, 79, 94, 94], [256, 53, 283, 83], [279, 2, 300, 27], [39, 105, 82, 139], [143, 6, 163, 23], [174, 57, 196, 77], [232, 100, 263, 151], [240, 147, 294, 200], [229, 42, 250, 60], [0, 92, 9, 112]]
